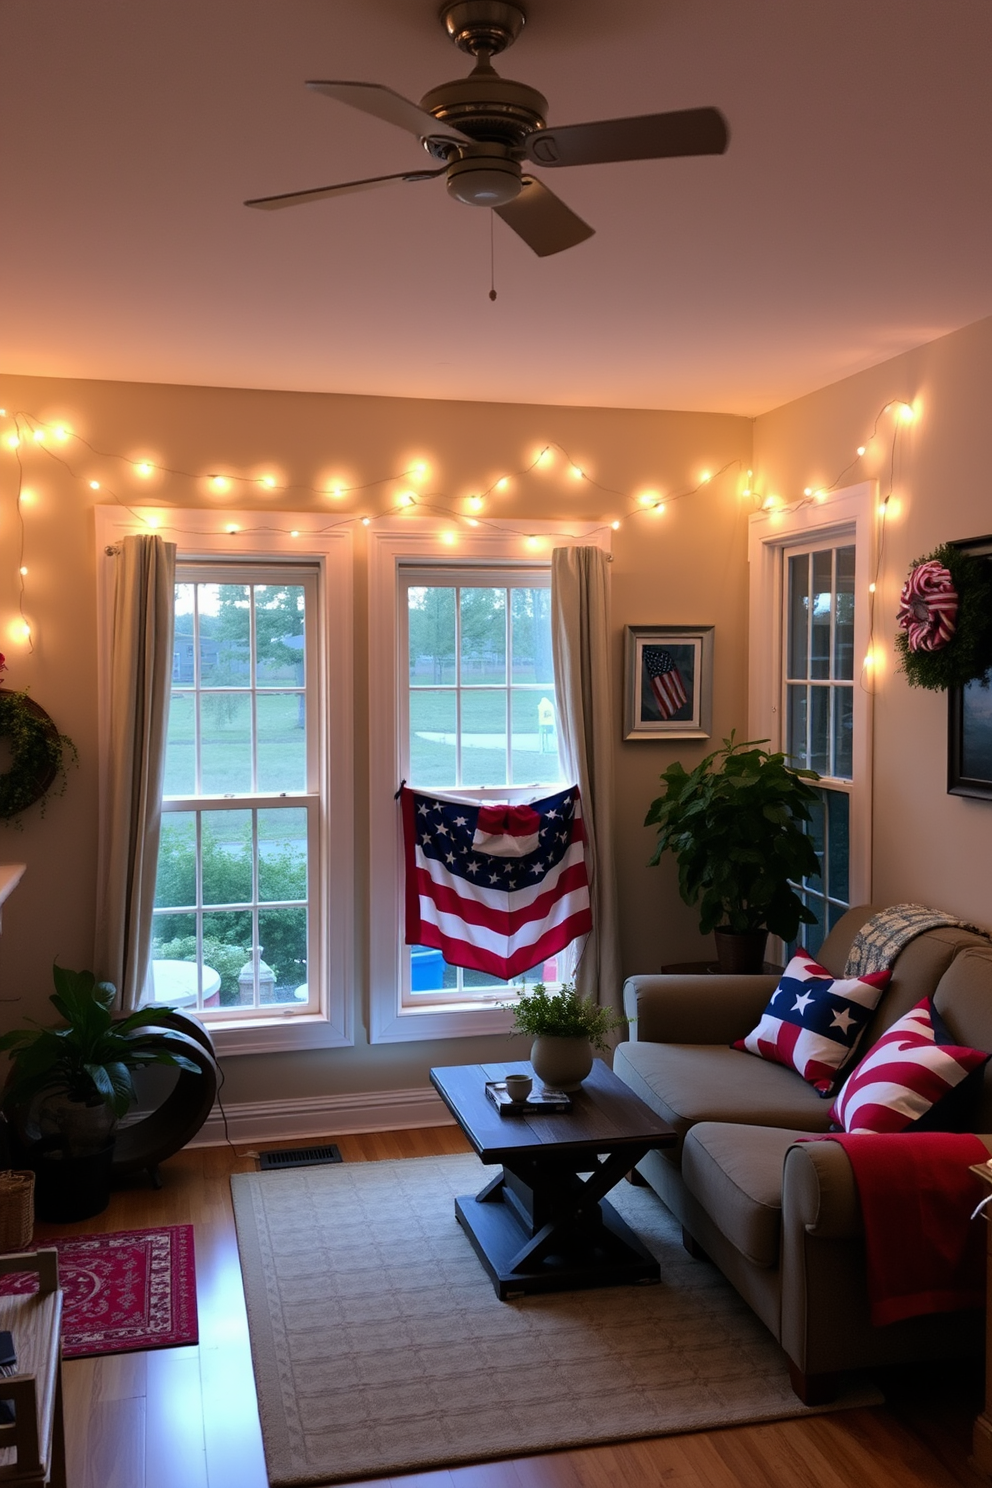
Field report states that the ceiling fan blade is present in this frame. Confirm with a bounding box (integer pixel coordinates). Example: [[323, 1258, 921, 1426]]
[[245, 167, 444, 211], [494, 177, 594, 258], [306, 80, 471, 146], [524, 106, 729, 168]]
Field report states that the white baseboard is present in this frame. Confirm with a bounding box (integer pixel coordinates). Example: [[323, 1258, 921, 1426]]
[[189, 1085, 455, 1147]]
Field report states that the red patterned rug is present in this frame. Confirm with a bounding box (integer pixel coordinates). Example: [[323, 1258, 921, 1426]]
[[0, 1225, 198, 1359]]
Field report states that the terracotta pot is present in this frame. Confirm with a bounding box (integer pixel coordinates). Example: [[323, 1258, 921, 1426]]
[[530, 1035, 593, 1091], [713, 928, 769, 975]]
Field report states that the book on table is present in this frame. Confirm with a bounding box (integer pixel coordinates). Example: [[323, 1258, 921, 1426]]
[[485, 1081, 572, 1115]]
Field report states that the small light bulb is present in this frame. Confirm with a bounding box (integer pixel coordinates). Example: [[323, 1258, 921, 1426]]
[[290, 529, 299, 537], [537, 448, 553, 467], [570, 465, 584, 480], [211, 476, 228, 492], [20, 623, 30, 639], [868, 582, 876, 593], [398, 492, 416, 507], [19, 489, 34, 504], [526, 535, 541, 549], [742, 487, 752, 497], [19, 565, 27, 576], [763, 496, 777, 510], [145, 516, 160, 530], [466, 518, 479, 527], [261, 476, 276, 489], [32, 428, 45, 443], [89, 480, 100, 490], [410, 461, 429, 481], [329, 484, 345, 499], [700, 471, 711, 484], [638, 492, 657, 507], [226, 523, 239, 534], [361, 516, 371, 527], [6, 434, 20, 449], [54, 426, 68, 441], [878, 502, 888, 516], [864, 652, 874, 669], [899, 403, 915, 424], [803, 487, 813, 497], [467, 495, 484, 512], [856, 445, 866, 457], [653, 502, 666, 514], [495, 477, 509, 491], [0, 409, 6, 416], [441, 531, 456, 546], [135, 461, 153, 477], [611, 520, 620, 530]]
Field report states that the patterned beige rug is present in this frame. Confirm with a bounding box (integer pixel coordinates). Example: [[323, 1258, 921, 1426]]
[[232, 1153, 881, 1487]]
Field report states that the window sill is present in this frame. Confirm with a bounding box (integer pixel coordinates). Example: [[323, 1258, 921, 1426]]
[[204, 1013, 353, 1057], [371, 1001, 517, 1044]]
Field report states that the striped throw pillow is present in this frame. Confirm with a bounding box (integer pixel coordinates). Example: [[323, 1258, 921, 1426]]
[[733, 951, 890, 1095], [830, 998, 989, 1135]]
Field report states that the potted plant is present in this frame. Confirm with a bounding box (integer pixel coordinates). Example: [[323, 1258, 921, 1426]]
[[0, 652, 77, 824], [645, 733, 822, 973], [0, 965, 204, 1221], [503, 981, 624, 1090]]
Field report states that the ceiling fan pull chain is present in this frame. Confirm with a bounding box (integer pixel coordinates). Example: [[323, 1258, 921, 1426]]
[[489, 210, 498, 301]]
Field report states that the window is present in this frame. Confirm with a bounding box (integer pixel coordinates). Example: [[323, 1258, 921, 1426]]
[[748, 483, 874, 960], [401, 567, 565, 1006], [152, 566, 319, 1019], [94, 506, 353, 1056], [367, 520, 609, 1043]]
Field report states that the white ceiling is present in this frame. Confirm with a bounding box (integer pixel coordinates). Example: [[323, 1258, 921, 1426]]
[[3, 0, 991, 415]]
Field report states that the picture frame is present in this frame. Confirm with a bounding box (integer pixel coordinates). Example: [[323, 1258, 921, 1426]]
[[623, 625, 713, 741], [947, 535, 992, 800]]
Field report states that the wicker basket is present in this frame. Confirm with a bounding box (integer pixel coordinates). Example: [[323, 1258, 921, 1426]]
[[0, 1169, 35, 1252]]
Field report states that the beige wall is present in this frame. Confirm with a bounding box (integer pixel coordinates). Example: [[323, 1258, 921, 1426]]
[[754, 313, 992, 930], [0, 372, 751, 1103]]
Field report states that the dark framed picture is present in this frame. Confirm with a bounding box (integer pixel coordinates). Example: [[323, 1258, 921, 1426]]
[[623, 625, 714, 741], [948, 535, 992, 799]]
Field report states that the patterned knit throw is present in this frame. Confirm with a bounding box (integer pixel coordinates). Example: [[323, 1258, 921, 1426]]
[[844, 903, 976, 978]]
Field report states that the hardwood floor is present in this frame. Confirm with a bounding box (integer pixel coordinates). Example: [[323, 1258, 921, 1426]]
[[35, 1126, 991, 1488]]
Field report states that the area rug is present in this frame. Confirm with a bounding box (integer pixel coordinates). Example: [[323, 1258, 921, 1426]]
[[232, 1153, 882, 1487], [0, 1225, 198, 1358]]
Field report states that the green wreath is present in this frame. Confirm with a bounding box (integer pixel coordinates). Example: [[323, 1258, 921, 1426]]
[[0, 690, 78, 823], [895, 544, 992, 691]]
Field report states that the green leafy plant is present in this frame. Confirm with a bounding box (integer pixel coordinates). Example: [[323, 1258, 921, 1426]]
[[0, 965, 202, 1119], [895, 544, 992, 691], [0, 657, 78, 824], [645, 733, 822, 943], [502, 981, 624, 1052]]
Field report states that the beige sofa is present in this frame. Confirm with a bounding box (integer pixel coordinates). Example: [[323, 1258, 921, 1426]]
[[613, 905, 992, 1402]]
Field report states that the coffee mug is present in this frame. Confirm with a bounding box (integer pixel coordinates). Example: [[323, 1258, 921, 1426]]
[[503, 1074, 533, 1102]]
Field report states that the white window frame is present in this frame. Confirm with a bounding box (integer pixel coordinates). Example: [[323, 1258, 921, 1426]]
[[94, 506, 354, 1057], [748, 482, 876, 951], [368, 518, 610, 1044]]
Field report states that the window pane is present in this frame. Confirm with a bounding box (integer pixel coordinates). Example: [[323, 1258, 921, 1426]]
[[511, 690, 563, 785], [800, 893, 827, 958], [410, 944, 448, 994], [833, 686, 853, 779], [256, 693, 306, 793], [803, 791, 825, 889], [254, 585, 305, 686], [201, 584, 250, 686], [810, 550, 832, 680], [826, 789, 850, 904], [258, 808, 308, 903], [155, 813, 197, 908], [409, 690, 456, 786], [787, 554, 809, 680], [150, 912, 201, 1006], [835, 546, 855, 681], [201, 911, 253, 1005], [172, 584, 195, 687], [461, 588, 506, 685], [787, 684, 808, 768], [460, 690, 507, 787], [202, 811, 252, 906], [810, 686, 830, 775], [511, 588, 554, 684], [164, 692, 195, 796], [259, 908, 308, 1004], [200, 693, 252, 793], [409, 587, 455, 686]]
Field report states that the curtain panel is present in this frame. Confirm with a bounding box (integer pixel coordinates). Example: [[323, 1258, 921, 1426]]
[[94, 534, 176, 1010], [551, 545, 622, 1013]]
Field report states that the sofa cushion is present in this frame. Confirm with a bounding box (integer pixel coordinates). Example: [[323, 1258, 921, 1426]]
[[933, 946, 992, 1130], [682, 1123, 809, 1268], [734, 951, 890, 1095], [613, 1040, 834, 1156], [830, 997, 990, 1134]]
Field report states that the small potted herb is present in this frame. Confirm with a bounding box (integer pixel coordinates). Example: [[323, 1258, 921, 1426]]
[[503, 982, 624, 1090]]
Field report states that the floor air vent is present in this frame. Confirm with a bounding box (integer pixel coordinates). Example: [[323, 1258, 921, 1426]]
[[259, 1144, 343, 1170]]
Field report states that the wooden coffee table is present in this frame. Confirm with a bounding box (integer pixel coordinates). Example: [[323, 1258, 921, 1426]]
[[430, 1059, 676, 1300]]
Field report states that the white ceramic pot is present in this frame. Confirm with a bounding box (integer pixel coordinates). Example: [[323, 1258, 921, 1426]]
[[530, 1035, 593, 1092]]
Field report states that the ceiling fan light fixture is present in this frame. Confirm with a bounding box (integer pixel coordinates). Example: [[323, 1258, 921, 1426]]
[[446, 152, 521, 206]]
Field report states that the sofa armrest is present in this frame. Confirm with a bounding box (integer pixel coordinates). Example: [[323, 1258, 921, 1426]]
[[623, 973, 779, 1045]]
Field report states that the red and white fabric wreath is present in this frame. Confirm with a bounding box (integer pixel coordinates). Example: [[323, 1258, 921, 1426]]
[[897, 560, 959, 652]]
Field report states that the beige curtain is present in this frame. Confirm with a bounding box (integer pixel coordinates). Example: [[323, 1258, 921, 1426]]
[[551, 546, 622, 1013], [94, 535, 176, 1010]]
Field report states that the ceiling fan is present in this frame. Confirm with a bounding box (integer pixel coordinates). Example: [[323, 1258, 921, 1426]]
[[245, 0, 729, 258]]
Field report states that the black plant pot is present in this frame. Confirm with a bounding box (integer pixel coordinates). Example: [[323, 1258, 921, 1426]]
[[30, 1140, 116, 1223], [713, 927, 769, 975]]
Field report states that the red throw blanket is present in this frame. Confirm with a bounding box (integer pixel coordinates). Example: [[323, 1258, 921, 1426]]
[[810, 1132, 990, 1326]]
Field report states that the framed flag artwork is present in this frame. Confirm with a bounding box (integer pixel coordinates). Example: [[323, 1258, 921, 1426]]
[[623, 625, 714, 740]]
